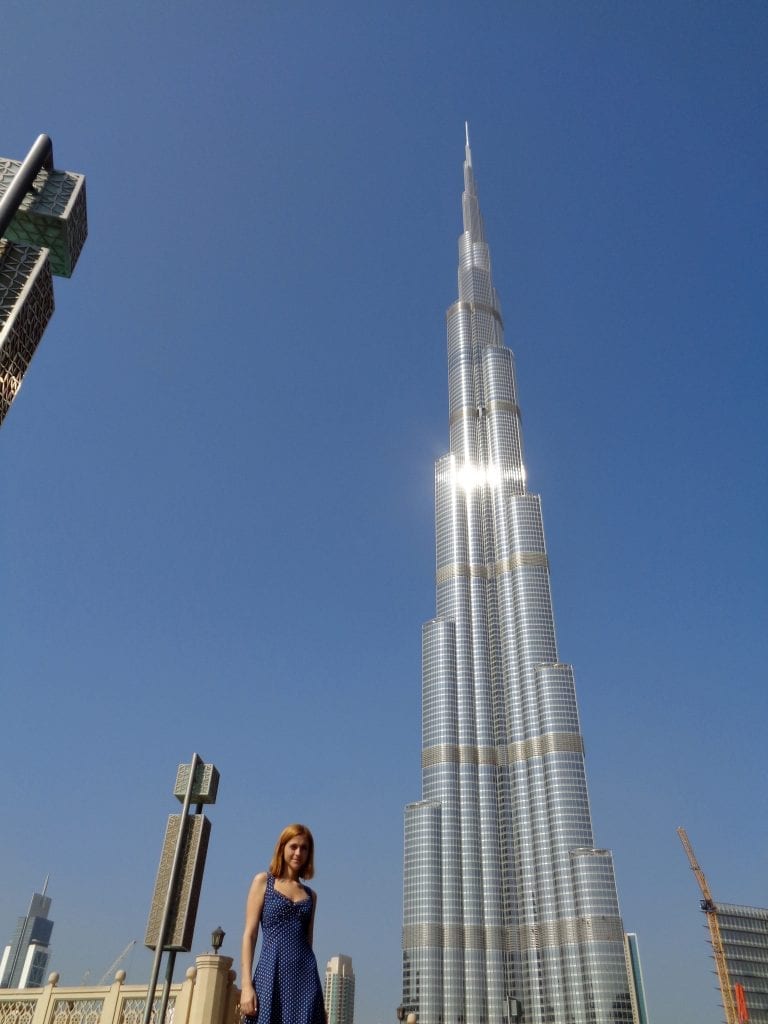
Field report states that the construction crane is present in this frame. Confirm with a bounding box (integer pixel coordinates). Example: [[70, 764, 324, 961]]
[[677, 827, 739, 1024], [98, 940, 136, 985]]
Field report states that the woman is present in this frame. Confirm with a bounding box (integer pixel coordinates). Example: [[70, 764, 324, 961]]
[[240, 824, 326, 1024]]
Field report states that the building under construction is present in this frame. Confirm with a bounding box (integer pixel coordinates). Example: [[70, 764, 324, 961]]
[[678, 828, 768, 1024], [717, 903, 768, 1024]]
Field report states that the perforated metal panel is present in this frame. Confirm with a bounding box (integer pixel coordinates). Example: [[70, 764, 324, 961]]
[[0, 241, 54, 424], [0, 160, 87, 278], [145, 815, 210, 952], [173, 762, 219, 805]]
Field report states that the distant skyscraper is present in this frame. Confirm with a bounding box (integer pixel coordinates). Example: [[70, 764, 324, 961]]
[[402, 129, 633, 1024], [324, 955, 355, 1024], [717, 904, 768, 1024], [0, 882, 54, 988], [624, 934, 649, 1024]]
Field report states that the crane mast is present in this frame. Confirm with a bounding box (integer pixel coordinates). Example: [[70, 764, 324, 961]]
[[677, 827, 739, 1024]]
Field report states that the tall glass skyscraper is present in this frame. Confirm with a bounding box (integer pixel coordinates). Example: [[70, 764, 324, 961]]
[[0, 884, 54, 989], [402, 131, 633, 1024]]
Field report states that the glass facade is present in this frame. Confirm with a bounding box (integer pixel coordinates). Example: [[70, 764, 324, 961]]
[[402, 135, 632, 1024], [718, 904, 768, 1024]]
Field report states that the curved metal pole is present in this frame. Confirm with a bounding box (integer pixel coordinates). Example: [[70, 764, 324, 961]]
[[0, 134, 53, 239]]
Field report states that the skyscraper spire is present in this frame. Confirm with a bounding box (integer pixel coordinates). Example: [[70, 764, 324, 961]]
[[402, 132, 634, 1024]]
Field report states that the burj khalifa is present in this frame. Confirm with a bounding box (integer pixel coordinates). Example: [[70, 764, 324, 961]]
[[402, 130, 633, 1024]]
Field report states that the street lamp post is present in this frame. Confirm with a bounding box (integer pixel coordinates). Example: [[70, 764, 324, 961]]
[[0, 133, 87, 425], [143, 755, 220, 1024]]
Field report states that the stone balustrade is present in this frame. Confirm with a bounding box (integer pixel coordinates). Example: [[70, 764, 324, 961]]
[[0, 955, 239, 1024]]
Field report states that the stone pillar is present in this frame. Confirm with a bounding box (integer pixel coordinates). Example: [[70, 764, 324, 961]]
[[100, 970, 127, 1024], [187, 956, 234, 1024], [30, 972, 59, 1024], [173, 966, 198, 1024]]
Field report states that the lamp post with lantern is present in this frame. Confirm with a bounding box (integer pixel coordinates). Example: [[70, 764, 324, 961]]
[[211, 927, 225, 955]]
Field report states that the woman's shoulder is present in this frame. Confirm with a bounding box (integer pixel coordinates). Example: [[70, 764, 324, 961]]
[[251, 871, 269, 889]]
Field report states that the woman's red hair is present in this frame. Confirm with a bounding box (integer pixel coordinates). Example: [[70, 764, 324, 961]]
[[269, 823, 315, 880]]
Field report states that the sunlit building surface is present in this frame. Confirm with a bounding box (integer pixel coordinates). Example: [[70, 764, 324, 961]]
[[402, 132, 634, 1024], [0, 885, 53, 989], [324, 955, 355, 1024], [718, 903, 768, 1024]]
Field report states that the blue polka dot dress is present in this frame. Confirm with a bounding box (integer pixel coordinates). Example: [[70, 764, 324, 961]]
[[253, 874, 325, 1024]]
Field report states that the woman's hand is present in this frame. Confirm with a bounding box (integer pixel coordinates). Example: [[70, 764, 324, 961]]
[[240, 872, 267, 1019], [239, 981, 258, 1018]]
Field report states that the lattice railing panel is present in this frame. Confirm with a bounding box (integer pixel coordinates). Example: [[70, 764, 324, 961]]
[[119, 997, 175, 1024], [52, 999, 105, 1024], [0, 1000, 37, 1024]]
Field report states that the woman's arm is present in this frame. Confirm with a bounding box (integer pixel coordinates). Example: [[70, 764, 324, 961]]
[[240, 872, 267, 1015], [307, 890, 317, 948]]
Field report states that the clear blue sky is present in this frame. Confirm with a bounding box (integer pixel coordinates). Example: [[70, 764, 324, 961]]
[[1, 3, 766, 1023]]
